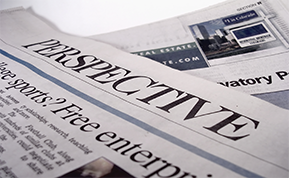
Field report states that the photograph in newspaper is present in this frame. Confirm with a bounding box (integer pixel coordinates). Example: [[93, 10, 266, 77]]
[[0, 6, 288, 178], [189, 10, 279, 61], [59, 157, 133, 178]]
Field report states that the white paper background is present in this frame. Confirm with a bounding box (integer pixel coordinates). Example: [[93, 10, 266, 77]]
[[0, 0, 226, 36]]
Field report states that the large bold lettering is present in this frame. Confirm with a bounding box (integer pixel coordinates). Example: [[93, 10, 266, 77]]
[[73, 57, 112, 73], [105, 137, 131, 152], [136, 84, 179, 104], [22, 39, 60, 49], [22, 39, 81, 62], [158, 93, 209, 115], [144, 160, 181, 178], [59, 55, 97, 69], [112, 76, 158, 95], [204, 110, 259, 141], [87, 66, 131, 84]]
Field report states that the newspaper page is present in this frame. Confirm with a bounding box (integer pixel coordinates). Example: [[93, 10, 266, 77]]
[[89, 0, 289, 110], [0, 7, 288, 178]]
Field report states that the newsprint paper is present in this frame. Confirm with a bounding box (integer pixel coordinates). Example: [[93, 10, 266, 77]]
[[90, 0, 289, 110], [0, 7, 288, 178]]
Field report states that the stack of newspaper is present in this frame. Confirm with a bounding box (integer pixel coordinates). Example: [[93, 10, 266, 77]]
[[0, 0, 288, 177]]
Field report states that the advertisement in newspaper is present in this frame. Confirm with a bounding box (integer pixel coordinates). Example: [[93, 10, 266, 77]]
[[90, 0, 289, 109], [0, 8, 288, 178]]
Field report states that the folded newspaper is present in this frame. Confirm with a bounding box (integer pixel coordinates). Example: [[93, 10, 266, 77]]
[[0, 7, 288, 178], [90, 0, 289, 110]]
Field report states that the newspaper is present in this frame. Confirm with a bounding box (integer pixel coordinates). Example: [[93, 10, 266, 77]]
[[0, 7, 288, 178], [89, 0, 289, 110]]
